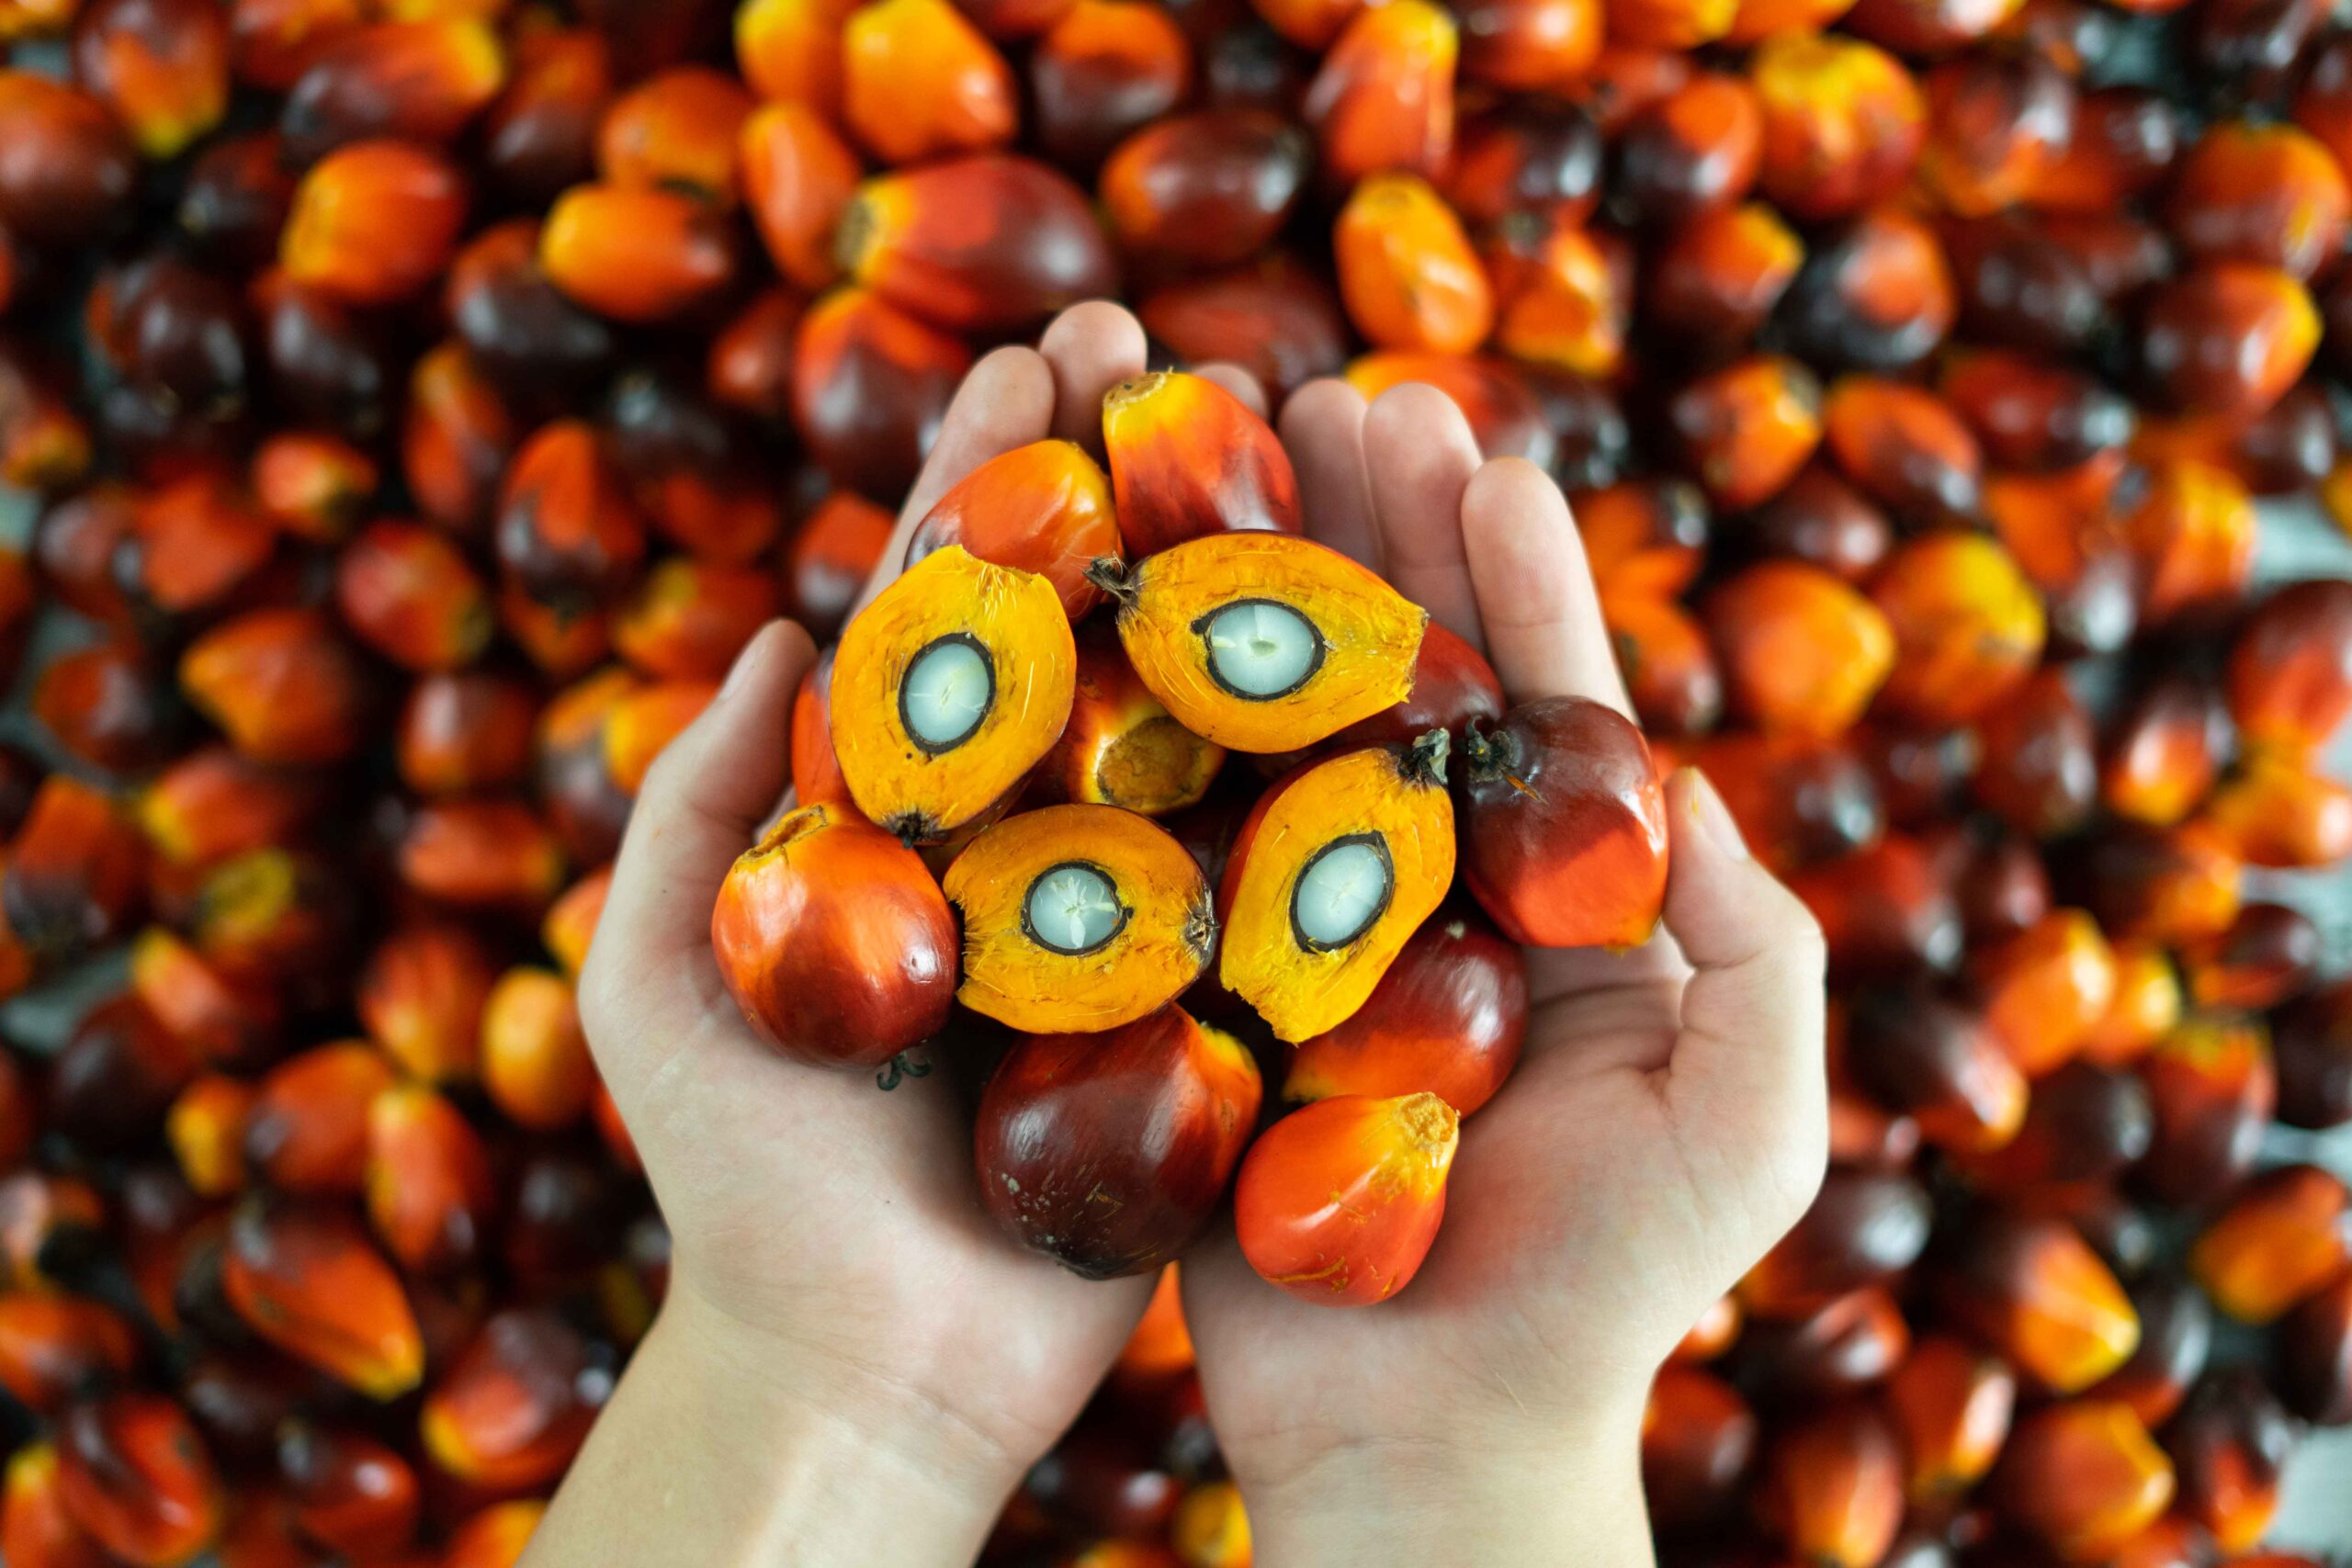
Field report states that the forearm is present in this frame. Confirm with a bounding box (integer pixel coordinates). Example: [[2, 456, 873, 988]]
[[524, 1292, 1017, 1568], [1238, 1404, 1655, 1568]]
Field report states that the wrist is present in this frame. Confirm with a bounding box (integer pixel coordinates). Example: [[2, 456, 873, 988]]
[[1232, 1393, 1655, 1568]]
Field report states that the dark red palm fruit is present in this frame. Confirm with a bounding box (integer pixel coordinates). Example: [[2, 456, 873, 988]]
[[603, 377, 789, 567], [1604, 591, 1723, 739], [4, 775, 145, 962], [2064, 821, 2244, 950], [1938, 349, 2132, 474], [31, 642, 182, 775], [1756, 1401, 1905, 1568], [2165, 120, 2347, 280], [1739, 465, 1891, 585], [252, 270, 398, 441], [1992, 1399, 2176, 1562], [1843, 985, 2025, 1156], [2176, 903, 2321, 1013], [276, 18, 504, 162], [2279, 1270, 2352, 1426], [710, 803, 958, 1068], [493, 420, 646, 616], [1820, 375, 1983, 529], [534, 669, 635, 869], [1969, 670, 2096, 841], [2164, 1368, 2298, 1554], [1027, 0, 1190, 172], [53, 1393, 223, 1567], [1614, 73, 1761, 227], [393, 799, 566, 912], [444, 220, 616, 401], [1283, 909, 1526, 1115], [1686, 733, 1881, 877], [1102, 369, 1302, 553], [221, 1201, 424, 1400], [2099, 670, 2230, 829], [243, 1042, 394, 1196], [481, 24, 611, 202], [706, 289, 803, 425], [0, 74, 135, 252], [840, 154, 1118, 333], [1788, 833, 1964, 983], [396, 671, 538, 797], [1137, 257, 1351, 403], [1443, 96, 1602, 228], [1855, 724, 1976, 830], [1100, 111, 1312, 271], [2139, 263, 2319, 420], [2135, 1018, 2275, 1211], [502, 1144, 628, 1291], [2226, 577, 2352, 762], [1952, 1060, 2152, 1201], [1936, 1209, 2142, 1394], [1458, 696, 1667, 951], [176, 130, 296, 271], [420, 1308, 610, 1491], [790, 287, 971, 502], [1645, 200, 1802, 352], [332, 518, 492, 674], [276, 1423, 419, 1560], [1454, 0, 1598, 89], [1736, 1286, 1909, 1399], [0, 1051, 30, 1168], [1775, 208, 1952, 375], [0, 1171, 106, 1293], [1024, 1415, 1182, 1539], [1884, 1334, 2016, 1503], [108, 477, 277, 634], [1738, 1168, 1933, 1321], [0, 1294, 138, 1415], [1825, 1058, 1922, 1173], [2276, 979, 2352, 1131], [2089, 1272, 2212, 1431], [781, 491, 895, 639], [41, 998, 196, 1159], [975, 1007, 1261, 1279], [1642, 1364, 1758, 1535], [32, 485, 137, 628]]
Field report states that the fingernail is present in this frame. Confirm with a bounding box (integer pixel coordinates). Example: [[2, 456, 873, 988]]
[[717, 622, 778, 704], [1681, 767, 1749, 861]]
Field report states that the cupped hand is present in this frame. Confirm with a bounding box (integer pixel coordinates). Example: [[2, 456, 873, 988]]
[[570, 303, 1183, 1547], [1178, 378, 1834, 1563]]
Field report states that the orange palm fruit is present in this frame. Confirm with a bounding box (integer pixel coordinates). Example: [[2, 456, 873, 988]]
[[830, 547, 1076, 840], [790, 649, 850, 807], [274, 19, 505, 160], [2177, 902, 2321, 1012], [1885, 1334, 2017, 1502], [1669, 354, 1823, 509], [1170, 1477, 1251, 1567], [494, 419, 646, 614], [1092, 533, 1420, 753], [975, 1006, 1260, 1276], [367, 1083, 494, 1276], [840, 154, 1118, 333], [1285, 908, 1525, 1114], [739, 103, 860, 291], [1939, 1211, 2140, 1393], [358, 922, 492, 1082], [1235, 1092, 1457, 1304], [735, 0, 856, 111], [1101, 111, 1312, 268], [1822, 376, 1984, 529], [541, 867, 610, 982], [0, 73, 134, 250], [2206, 752, 2352, 869], [395, 798, 566, 910], [1334, 173, 1492, 354], [1101, 371, 1303, 554], [4, 1441, 114, 1568], [481, 965, 596, 1130], [791, 287, 971, 501], [2228, 578, 2352, 761], [333, 518, 492, 672], [1646, 200, 1803, 348], [1030, 0, 1190, 170], [1704, 560, 1893, 738], [52, 1393, 224, 1568], [1748, 33, 1924, 221], [422, 1308, 604, 1490], [137, 746, 325, 873], [1843, 985, 2026, 1154], [280, 140, 468, 306], [945, 805, 1214, 1033], [245, 1042, 394, 1195], [1219, 736, 1453, 1041], [222, 1201, 423, 1399], [601, 678, 717, 795], [2140, 264, 2319, 419], [0, 1294, 139, 1415], [1757, 1402, 1905, 1568], [1640, 1364, 1755, 1531], [1487, 217, 1624, 377], [1739, 1168, 1931, 1319], [2170, 123, 2346, 275], [3, 776, 148, 960], [614, 559, 778, 682], [1141, 258, 1340, 404], [2139, 1016, 2274, 1208], [840, 0, 1017, 165], [1868, 532, 2047, 727], [2100, 671, 2227, 828], [402, 340, 516, 535], [1035, 629, 1226, 815], [1995, 1400, 2177, 1561], [710, 803, 958, 1066], [74, 0, 231, 159], [707, 287, 804, 419], [2076, 942, 2184, 1069], [905, 439, 1122, 621], [277, 1423, 419, 1560], [1971, 909, 2119, 1077], [538, 182, 736, 321], [2124, 457, 2256, 626], [2188, 1163, 2351, 1325], [596, 65, 752, 207], [1456, 0, 1600, 88], [2165, 1368, 2296, 1554], [166, 1074, 253, 1197], [253, 429, 378, 541], [1302, 0, 1456, 185], [442, 1501, 544, 1568], [782, 491, 896, 638], [179, 608, 374, 766], [1459, 697, 1666, 950]]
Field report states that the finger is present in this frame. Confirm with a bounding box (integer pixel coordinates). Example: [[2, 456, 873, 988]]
[[1659, 769, 1830, 1224], [854, 345, 1057, 615], [1459, 457, 1634, 716], [583, 621, 817, 1055], [1279, 378, 1380, 569], [1193, 361, 1267, 418], [1037, 300, 1148, 452], [1363, 384, 1485, 648]]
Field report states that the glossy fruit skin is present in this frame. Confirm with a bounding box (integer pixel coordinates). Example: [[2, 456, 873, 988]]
[[1993, 1399, 2177, 1561], [1938, 1210, 2142, 1394], [1102, 110, 1310, 267], [905, 439, 1120, 620], [790, 288, 970, 501], [1285, 909, 1527, 1115], [1643, 1364, 1758, 1533], [841, 153, 1118, 333], [1459, 697, 1667, 950], [975, 1007, 1261, 1278], [1705, 561, 1893, 739], [1102, 370, 1302, 554], [53, 1391, 224, 1568], [1234, 1092, 1457, 1306], [1740, 1168, 1932, 1320], [220, 1201, 424, 1400], [1758, 1401, 1905, 1568]]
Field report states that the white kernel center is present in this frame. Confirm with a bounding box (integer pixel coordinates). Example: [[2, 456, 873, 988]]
[[1204, 601, 1317, 698], [1294, 839, 1390, 949], [902, 638, 991, 750], [1026, 864, 1124, 954]]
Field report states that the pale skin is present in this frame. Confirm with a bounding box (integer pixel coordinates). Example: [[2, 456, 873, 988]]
[[533, 301, 1829, 1567]]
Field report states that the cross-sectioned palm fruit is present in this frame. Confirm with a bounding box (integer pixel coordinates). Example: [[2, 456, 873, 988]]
[[904, 439, 1123, 621], [830, 546, 1077, 841], [1036, 628, 1226, 816], [1091, 533, 1425, 754], [1460, 696, 1668, 950], [1100, 371, 1302, 555], [1284, 909, 1527, 1115], [1235, 1092, 1457, 1305], [710, 802, 958, 1066], [974, 1006, 1261, 1278], [944, 804, 1214, 1033], [1218, 735, 1454, 1043]]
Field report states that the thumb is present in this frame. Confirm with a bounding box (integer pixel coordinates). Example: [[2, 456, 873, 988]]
[[1658, 767, 1830, 1233]]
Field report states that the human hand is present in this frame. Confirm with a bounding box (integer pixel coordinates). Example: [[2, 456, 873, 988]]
[[1177, 378, 1834, 1566], [537, 302, 1193, 1567]]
